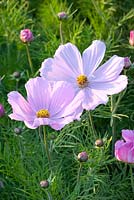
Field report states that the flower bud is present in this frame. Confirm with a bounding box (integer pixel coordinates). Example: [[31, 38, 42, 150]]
[[49, 134, 57, 140], [20, 29, 34, 43], [129, 30, 134, 46], [95, 139, 104, 147], [40, 180, 49, 188], [14, 127, 22, 135], [12, 71, 21, 79], [124, 57, 131, 69], [77, 151, 88, 162], [57, 11, 68, 20], [0, 104, 5, 117]]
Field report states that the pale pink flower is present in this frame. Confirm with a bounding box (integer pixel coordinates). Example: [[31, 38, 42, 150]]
[[115, 130, 134, 163], [40, 41, 128, 110], [8, 77, 83, 130], [20, 29, 34, 43], [129, 30, 134, 46]]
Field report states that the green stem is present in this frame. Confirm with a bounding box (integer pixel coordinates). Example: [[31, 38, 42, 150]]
[[88, 111, 96, 139], [110, 88, 127, 156], [110, 95, 116, 156], [76, 163, 82, 186], [43, 126, 53, 173], [130, 165, 134, 193], [59, 21, 63, 44], [45, 190, 53, 200], [39, 126, 45, 163], [25, 43, 34, 75]]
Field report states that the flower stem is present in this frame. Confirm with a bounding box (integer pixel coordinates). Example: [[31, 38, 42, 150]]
[[25, 43, 34, 75], [76, 162, 82, 196], [110, 89, 127, 156], [43, 126, 53, 174], [88, 111, 96, 139], [130, 165, 134, 193], [45, 190, 53, 200], [59, 21, 64, 44]]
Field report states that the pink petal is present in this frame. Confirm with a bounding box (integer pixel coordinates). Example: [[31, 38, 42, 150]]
[[90, 75, 128, 95], [52, 90, 83, 119], [115, 141, 134, 163], [81, 88, 108, 110], [49, 81, 75, 116], [82, 40, 106, 75], [122, 129, 134, 142], [93, 55, 124, 82], [25, 77, 51, 111], [40, 43, 83, 81], [8, 91, 34, 121]]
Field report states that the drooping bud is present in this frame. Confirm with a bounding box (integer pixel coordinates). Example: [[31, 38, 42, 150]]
[[95, 139, 104, 147], [77, 151, 88, 162], [129, 30, 134, 46], [0, 104, 5, 117], [20, 29, 34, 43], [57, 11, 68, 20], [40, 180, 49, 188]]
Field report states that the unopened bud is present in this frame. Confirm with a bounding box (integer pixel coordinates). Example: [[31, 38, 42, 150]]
[[40, 180, 49, 188], [57, 11, 68, 20], [49, 134, 57, 140], [95, 139, 104, 147], [0, 104, 5, 117], [12, 71, 21, 79], [129, 30, 134, 46], [77, 151, 88, 162], [124, 57, 131, 69], [14, 127, 22, 135], [20, 29, 34, 43]]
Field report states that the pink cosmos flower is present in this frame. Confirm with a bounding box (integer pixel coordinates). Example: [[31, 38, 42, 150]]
[[115, 130, 134, 163], [20, 29, 34, 43], [129, 30, 134, 46], [40, 40, 128, 110], [7, 77, 83, 130]]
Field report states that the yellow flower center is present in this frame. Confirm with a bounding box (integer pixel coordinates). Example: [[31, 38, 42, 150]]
[[36, 109, 50, 118], [76, 74, 88, 88]]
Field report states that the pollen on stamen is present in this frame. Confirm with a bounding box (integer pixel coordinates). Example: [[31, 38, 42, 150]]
[[76, 74, 89, 88], [36, 109, 50, 118]]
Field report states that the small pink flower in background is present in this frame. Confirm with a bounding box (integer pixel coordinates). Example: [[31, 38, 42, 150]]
[[40, 40, 128, 110], [8, 77, 83, 130], [20, 29, 34, 43], [129, 30, 134, 46], [0, 104, 5, 117], [124, 57, 131, 69], [115, 130, 134, 163]]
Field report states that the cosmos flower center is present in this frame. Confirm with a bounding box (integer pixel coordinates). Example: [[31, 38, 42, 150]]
[[36, 109, 50, 118], [76, 74, 89, 88]]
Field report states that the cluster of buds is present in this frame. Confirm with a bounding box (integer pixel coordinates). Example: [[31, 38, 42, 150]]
[[20, 29, 34, 43]]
